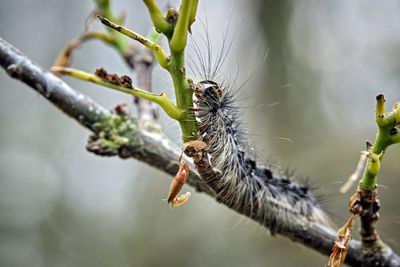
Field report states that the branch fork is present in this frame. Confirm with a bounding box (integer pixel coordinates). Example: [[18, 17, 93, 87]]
[[329, 94, 400, 266]]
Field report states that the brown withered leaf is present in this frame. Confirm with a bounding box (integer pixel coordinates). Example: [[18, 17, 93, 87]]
[[171, 192, 191, 207], [326, 188, 361, 267], [52, 39, 81, 75], [327, 191, 359, 267], [166, 160, 189, 204], [183, 140, 208, 152], [181, 140, 208, 162], [349, 190, 360, 207], [327, 214, 356, 267]]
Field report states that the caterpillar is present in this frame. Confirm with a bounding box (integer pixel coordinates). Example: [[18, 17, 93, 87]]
[[180, 14, 331, 232], [190, 79, 330, 232]]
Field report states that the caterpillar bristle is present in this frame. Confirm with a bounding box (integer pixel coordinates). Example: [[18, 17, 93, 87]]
[[192, 79, 331, 231]]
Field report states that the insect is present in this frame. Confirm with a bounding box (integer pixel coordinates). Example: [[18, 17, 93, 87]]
[[189, 75, 330, 231], [166, 160, 191, 207]]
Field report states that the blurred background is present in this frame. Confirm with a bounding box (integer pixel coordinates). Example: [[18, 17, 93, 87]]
[[1, 0, 399, 266]]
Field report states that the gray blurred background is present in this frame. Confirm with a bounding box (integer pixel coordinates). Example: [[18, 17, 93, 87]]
[[1, 0, 399, 266]]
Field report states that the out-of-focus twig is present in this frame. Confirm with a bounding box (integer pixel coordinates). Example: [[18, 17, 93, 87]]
[[131, 46, 159, 123], [340, 150, 369, 194], [53, 0, 161, 122]]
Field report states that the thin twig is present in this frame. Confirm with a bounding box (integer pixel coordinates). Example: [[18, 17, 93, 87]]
[[98, 16, 169, 70], [50, 66, 182, 120], [340, 151, 369, 193]]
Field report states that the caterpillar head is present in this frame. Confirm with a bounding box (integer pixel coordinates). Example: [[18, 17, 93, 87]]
[[195, 80, 222, 101]]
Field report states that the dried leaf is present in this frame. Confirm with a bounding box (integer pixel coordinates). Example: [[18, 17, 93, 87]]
[[52, 39, 81, 75], [171, 192, 191, 207], [166, 160, 189, 204], [327, 244, 347, 267], [327, 187, 361, 267], [183, 140, 208, 152], [349, 190, 360, 209], [181, 140, 208, 162], [326, 214, 357, 267]]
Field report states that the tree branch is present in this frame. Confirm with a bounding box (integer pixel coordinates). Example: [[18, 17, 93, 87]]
[[0, 37, 210, 195], [1, 37, 399, 267]]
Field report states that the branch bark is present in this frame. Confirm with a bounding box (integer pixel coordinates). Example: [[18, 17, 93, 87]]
[[1, 37, 399, 267]]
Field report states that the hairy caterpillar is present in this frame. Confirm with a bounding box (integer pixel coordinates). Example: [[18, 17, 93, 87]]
[[179, 14, 331, 232], [191, 79, 330, 231]]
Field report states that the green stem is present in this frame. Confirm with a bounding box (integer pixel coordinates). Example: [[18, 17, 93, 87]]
[[188, 0, 199, 27], [360, 94, 400, 190], [143, 0, 173, 37], [95, 0, 131, 56], [163, 0, 200, 141], [169, 50, 200, 141], [360, 153, 381, 190], [170, 0, 192, 52], [393, 102, 400, 122], [375, 94, 387, 126], [51, 66, 182, 120], [371, 128, 391, 154]]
